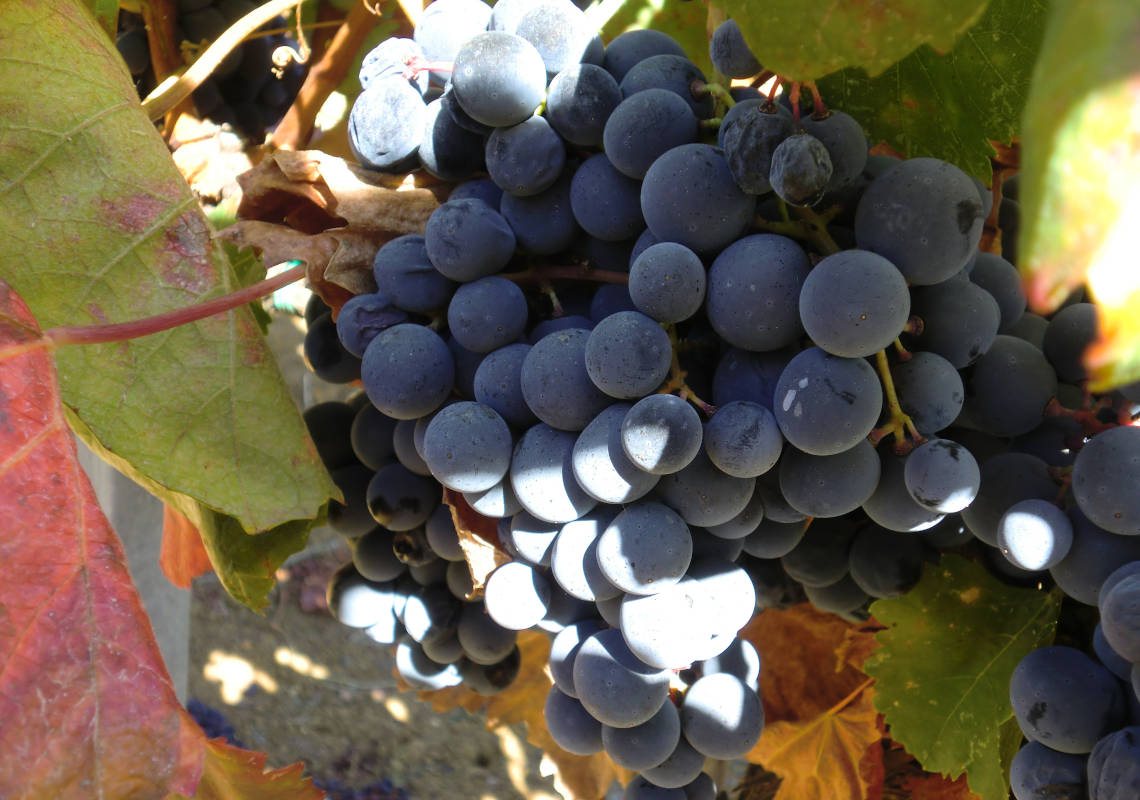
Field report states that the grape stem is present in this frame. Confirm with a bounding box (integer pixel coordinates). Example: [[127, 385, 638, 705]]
[[44, 261, 307, 347], [868, 349, 924, 454], [501, 265, 629, 286], [539, 281, 564, 316], [1043, 396, 1127, 437], [892, 336, 913, 362], [750, 69, 776, 89], [752, 204, 842, 255], [807, 81, 827, 116], [691, 80, 736, 109], [788, 82, 802, 124], [660, 325, 717, 416]]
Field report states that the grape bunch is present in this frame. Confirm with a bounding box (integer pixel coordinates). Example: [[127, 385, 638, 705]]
[[115, 1, 306, 142], [290, 3, 1140, 797]]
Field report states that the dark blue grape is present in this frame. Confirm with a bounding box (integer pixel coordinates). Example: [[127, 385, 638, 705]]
[[546, 63, 622, 147], [641, 144, 756, 253]]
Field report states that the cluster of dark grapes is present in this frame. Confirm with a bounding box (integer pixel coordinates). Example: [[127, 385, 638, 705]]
[[115, 0, 305, 141], [290, 2, 1140, 798]]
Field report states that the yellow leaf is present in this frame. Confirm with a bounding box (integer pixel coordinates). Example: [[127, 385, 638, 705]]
[[747, 681, 883, 800]]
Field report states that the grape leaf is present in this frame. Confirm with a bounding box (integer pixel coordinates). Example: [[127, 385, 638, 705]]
[[166, 737, 324, 800], [443, 488, 512, 592], [66, 411, 317, 611], [865, 556, 1062, 800], [717, 0, 989, 82], [0, 0, 337, 536], [817, 0, 1047, 182], [1018, 0, 1140, 389], [414, 630, 631, 799], [740, 603, 878, 723], [902, 772, 980, 800], [160, 505, 214, 589], [747, 684, 883, 800], [0, 279, 204, 799]]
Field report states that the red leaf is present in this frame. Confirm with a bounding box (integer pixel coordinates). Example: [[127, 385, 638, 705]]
[[161, 504, 214, 589], [902, 772, 980, 800], [166, 737, 325, 800], [0, 281, 204, 798]]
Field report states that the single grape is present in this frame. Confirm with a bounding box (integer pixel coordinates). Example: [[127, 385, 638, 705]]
[[619, 54, 714, 119], [798, 249, 910, 358], [451, 31, 547, 127], [603, 699, 681, 771], [855, 157, 985, 286], [597, 501, 693, 595], [904, 438, 981, 514], [680, 672, 763, 759], [800, 110, 868, 191], [706, 234, 810, 352], [709, 19, 761, 78], [1072, 425, 1140, 536], [546, 63, 622, 147], [620, 394, 703, 475], [768, 132, 832, 207], [483, 560, 552, 630], [573, 629, 670, 728], [772, 347, 882, 456], [424, 198, 517, 282], [422, 401, 513, 492], [779, 441, 881, 518], [585, 311, 672, 399], [997, 498, 1073, 571], [1009, 646, 1125, 753], [603, 29, 686, 83], [485, 115, 566, 197], [545, 686, 604, 754], [628, 242, 706, 324], [641, 144, 757, 253], [570, 153, 646, 241], [603, 88, 699, 179]]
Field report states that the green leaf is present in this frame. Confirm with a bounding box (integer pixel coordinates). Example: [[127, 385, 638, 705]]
[[1019, 0, 1140, 390], [68, 408, 318, 611], [593, 0, 715, 78], [718, 0, 990, 83], [865, 556, 1062, 800], [818, 0, 1047, 182], [87, 0, 118, 39], [224, 241, 273, 335], [0, 1, 337, 537]]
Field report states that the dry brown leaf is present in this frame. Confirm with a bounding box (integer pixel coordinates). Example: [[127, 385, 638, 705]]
[[901, 773, 981, 800], [443, 488, 513, 593], [741, 603, 874, 723], [412, 630, 629, 799], [836, 618, 884, 673], [747, 681, 883, 800], [215, 221, 377, 309], [237, 150, 444, 237]]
